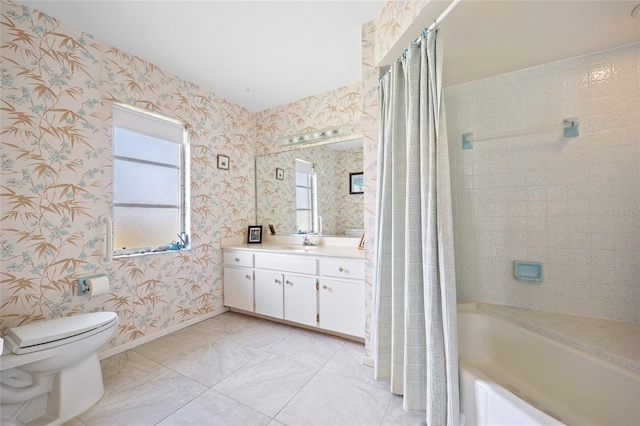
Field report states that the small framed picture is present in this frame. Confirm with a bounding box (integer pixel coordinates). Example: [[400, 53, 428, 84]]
[[217, 154, 229, 170], [268, 224, 276, 235], [350, 172, 364, 194], [276, 168, 284, 180], [247, 225, 263, 244], [358, 233, 365, 250]]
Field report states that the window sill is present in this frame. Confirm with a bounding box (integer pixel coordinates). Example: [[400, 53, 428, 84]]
[[114, 247, 191, 260]]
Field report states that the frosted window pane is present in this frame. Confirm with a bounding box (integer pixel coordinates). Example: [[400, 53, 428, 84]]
[[114, 159, 179, 205], [296, 187, 311, 209], [114, 128, 179, 166], [114, 207, 179, 249], [296, 172, 311, 186], [297, 211, 310, 233]]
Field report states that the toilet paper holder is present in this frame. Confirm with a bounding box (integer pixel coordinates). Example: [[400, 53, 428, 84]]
[[77, 274, 109, 296]]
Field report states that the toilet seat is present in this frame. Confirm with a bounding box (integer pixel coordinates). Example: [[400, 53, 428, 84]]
[[6, 312, 118, 355]]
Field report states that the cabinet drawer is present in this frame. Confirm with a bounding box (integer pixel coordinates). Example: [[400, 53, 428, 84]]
[[255, 253, 317, 275], [319, 258, 364, 280], [224, 251, 254, 268]]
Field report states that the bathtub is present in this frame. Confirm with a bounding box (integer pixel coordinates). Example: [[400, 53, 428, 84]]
[[458, 306, 640, 426]]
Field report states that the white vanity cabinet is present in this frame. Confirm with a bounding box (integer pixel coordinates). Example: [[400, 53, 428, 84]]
[[318, 258, 365, 337], [222, 252, 254, 312], [223, 247, 364, 339], [283, 274, 318, 327], [254, 270, 318, 327]]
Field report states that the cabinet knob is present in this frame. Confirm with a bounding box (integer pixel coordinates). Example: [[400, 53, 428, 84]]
[[322, 285, 329, 290], [285, 280, 292, 285], [235, 257, 240, 262], [338, 267, 345, 272], [275, 279, 281, 284], [245, 275, 251, 280]]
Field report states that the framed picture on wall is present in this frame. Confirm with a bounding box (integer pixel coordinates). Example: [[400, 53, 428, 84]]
[[350, 172, 364, 194], [247, 225, 263, 244], [276, 168, 284, 180], [217, 154, 229, 170]]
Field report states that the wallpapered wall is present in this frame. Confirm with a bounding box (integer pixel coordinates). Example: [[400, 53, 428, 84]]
[[0, 0, 370, 352], [251, 83, 362, 156], [256, 146, 364, 235], [0, 0, 256, 345]]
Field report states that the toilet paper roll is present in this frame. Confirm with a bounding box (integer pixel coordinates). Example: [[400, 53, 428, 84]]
[[85, 276, 110, 297]]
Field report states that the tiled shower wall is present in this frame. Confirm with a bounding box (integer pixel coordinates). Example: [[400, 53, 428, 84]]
[[446, 43, 640, 322]]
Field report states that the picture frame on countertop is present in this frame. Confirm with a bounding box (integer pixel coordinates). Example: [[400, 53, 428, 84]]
[[248, 225, 263, 244]]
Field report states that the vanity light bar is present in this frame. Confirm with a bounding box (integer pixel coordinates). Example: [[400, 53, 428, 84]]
[[277, 125, 350, 147]]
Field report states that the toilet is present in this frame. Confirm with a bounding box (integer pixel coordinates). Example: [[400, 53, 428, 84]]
[[0, 311, 118, 426]]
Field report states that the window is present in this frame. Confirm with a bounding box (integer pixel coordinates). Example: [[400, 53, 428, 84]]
[[295, 159, 317, 233], [112, 104, 189, 256]]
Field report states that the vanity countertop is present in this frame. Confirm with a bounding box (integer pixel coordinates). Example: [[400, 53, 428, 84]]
[[223, 243, 364, 259]]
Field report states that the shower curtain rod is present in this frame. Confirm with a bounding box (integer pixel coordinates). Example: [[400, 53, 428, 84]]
[[378, 0, 462, 82], [428, 0, 462, 31]]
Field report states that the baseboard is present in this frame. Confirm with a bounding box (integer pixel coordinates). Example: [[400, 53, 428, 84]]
[[99, 307, 229, 360]]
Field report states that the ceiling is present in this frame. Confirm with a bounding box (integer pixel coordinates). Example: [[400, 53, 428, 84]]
[[21, 1, 640, 113], [21, 0, 385, 113]]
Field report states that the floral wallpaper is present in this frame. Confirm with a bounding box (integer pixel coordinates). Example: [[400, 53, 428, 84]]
[[0, 0, 422, 356], [1, 0, 255, 347], [373, 0, 429, 62], [252, 83, 363, 156], [256, 146, 363, 235]]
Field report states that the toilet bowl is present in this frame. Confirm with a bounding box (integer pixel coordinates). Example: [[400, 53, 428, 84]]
[[0, 311, 118, 426]]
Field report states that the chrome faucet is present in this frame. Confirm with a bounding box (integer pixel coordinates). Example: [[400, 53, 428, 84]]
[[302, 235, 316, 246]]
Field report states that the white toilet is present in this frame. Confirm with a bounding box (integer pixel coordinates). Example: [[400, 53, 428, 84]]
[[0, 311, 118, 426]]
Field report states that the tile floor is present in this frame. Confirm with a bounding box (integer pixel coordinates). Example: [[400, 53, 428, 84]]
[[66, 312, 426, 426]]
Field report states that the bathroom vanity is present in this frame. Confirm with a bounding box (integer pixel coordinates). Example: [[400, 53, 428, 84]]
[[223, 239, 365, 339]]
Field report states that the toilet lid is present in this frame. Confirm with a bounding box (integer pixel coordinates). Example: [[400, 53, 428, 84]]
[[7, 312, 118, 349]]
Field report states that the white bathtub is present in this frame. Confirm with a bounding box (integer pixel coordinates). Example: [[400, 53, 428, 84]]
[[458, 307, 640, 426]]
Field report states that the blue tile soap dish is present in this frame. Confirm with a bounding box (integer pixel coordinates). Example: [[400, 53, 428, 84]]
[[514, 261, 543, 282]]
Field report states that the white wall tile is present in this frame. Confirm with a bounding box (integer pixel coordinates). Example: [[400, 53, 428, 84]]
[[448, 43, 640, 322]]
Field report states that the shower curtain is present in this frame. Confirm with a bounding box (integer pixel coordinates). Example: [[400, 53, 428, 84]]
[[372, 30, 459, 425]]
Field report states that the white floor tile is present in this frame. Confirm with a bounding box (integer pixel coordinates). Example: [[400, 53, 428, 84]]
[[227, 320, 297, 351], [167, 339, 262, 387], [157, 389, 271, 426], [381, 394, 427, 425], [133, 325, 225, 365], [72, 313, 427, 425], [79, 368, 207, 426], [213, 352, 316, 417], [267, 329, 346, 369], [275, 368, 391, 426]]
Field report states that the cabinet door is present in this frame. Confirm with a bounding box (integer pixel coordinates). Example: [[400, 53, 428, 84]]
[[318, 278, 364, 338], [224, 267, 254, 311], [255, 270, 284, 319], [284, 275, 317, 327]]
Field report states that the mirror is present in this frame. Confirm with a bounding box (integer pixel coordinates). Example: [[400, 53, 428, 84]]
[[256, 138, 364, 236]]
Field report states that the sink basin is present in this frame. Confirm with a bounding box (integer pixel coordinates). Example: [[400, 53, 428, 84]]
[[267, 245, 317, 252]]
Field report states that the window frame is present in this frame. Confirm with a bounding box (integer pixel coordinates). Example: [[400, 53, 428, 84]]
[[111, 103, 190, 258], [295, 159, 317, 234]]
